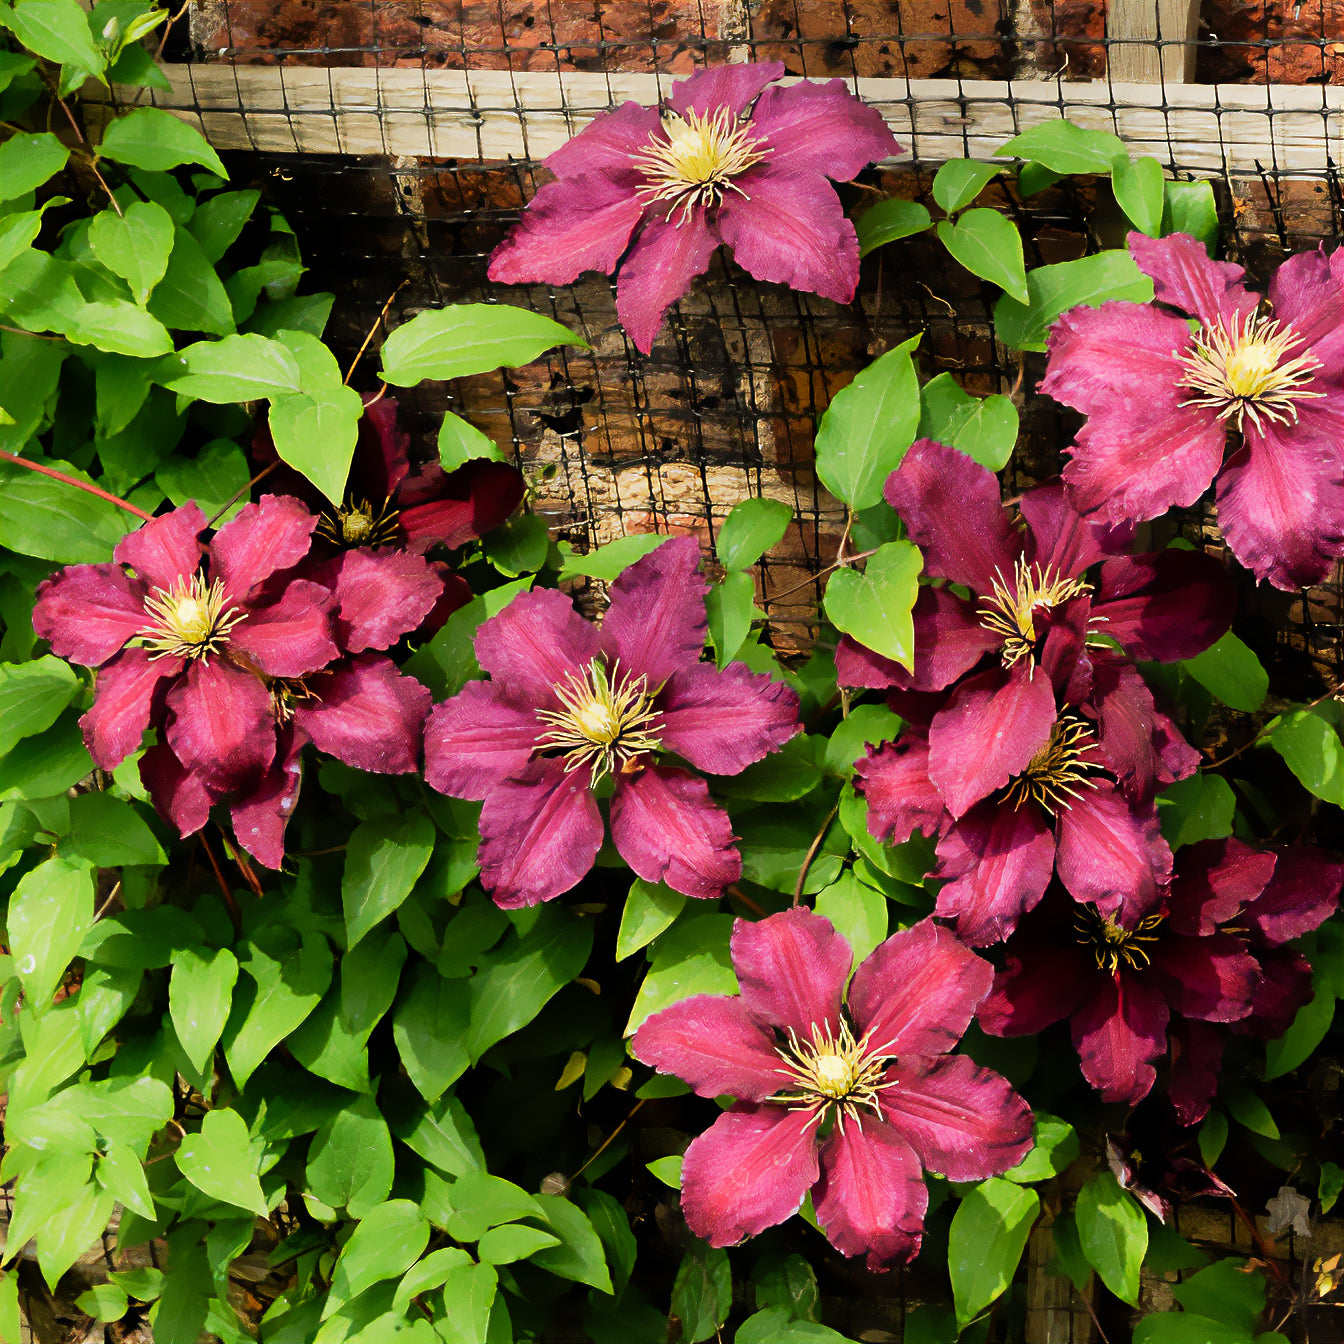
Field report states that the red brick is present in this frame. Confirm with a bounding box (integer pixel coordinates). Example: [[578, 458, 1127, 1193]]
[[1197, 0, 1344, 82]]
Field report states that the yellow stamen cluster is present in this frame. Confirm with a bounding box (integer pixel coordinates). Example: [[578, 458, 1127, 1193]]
[[978, 559, 1092, 669], [317, 496, 401, 549], [1074, 906, 1166, 974], [631, 108, 771, 225], [1003, 717, 1101, 815], [769, 1019, 895, 1134], [1177, 310, 1324, 432], [139, 574, 244, 663], [535, 658, 663, 782]]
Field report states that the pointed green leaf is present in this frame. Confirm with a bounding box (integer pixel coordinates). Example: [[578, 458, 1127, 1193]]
[[88, 200, 174, 304], [0, 132, 69, 202], [855, 198, 932, 256], [342, 809, 436, 947], [9, 854, 93, 1012], [932, 160, 1001, 214], [1076, 1170, 1146, 1304], [175, 1108, 267, 1215], [822, 540, 922, 668], [949, 1177, 1039, 1327], [1111, 154, 1165, 237], [324, 1200, 430, 1318], [99, 108, 227, 179], [937, 210, 1029, 304], [169, 947, 239, 1074]]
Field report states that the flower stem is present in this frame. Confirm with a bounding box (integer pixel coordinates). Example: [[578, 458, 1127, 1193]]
[[0, 449, 154, 521], [792, 799, 841, 906]]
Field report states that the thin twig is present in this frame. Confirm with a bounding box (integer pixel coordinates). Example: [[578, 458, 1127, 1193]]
[[344, 280, 408, 385], [768, 547, 881, 605], [206, 458, 280, 527], [0, 449, 154, 520], [198, 832, 242, 934], [570, 1099, 646, 1184], [725, 885, 766, 917], [92, 881, 123, 923], [1204, 684, 1338, 769], [792, 801, 840, 907], [0, 324, 65, 341], [154, 0, 192, 60], [43, 78, 124, 217]]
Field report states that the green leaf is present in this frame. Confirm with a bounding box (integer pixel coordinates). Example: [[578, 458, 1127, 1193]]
[[380, 303, 586, 385], [436, 1261, 498, 1343], [937, 209, 1029, 303], [1269, 702, 1344, 805], [1171, 1257, 1266, 1334], [0, 132, 69, 202], [0, 712, 93, 800], [159, 332, 302, 401], [1163, 179, 1219, 252], [626, 911, 737, 1034], [646, 1155, 683, 1188], [9, 854, 93, 1012], [1226, 1086, 1278, 1138], [1320, 1161, 1343, 1215], [156, 438, 251, 524], [855, 198, 932, 256], [716, 496, 793, 571], [1199, 1108, 1228, 1167], [917, 372, 1019, 471], [306, 1093, 395, 1216], [438, 409, 504, 470], [813, 870, 886, 966], [616, 879, 686, 961], [443, 1172, 544, 1241], [99, 108, 227, 179], [671, 1242, 731, 1342], [1111, 155, 1165, 237], [390, 1093, 484, 1178], [88, 200, 174, 304], [1264, 981, 1333, 1081], [814, 336, 921, 510], [0, 656, 78, 756], [736, 1309, 853, 1343], [825, 704, 902, 776], [324, 1200, 430, 1318], [1158, 772, 1236, 850], [146, 226, 234, 337], [342, 809, 436, 947], [1133, 1314, 1262, 1344], [995, 250, 1154, 352], [1183, 631, 1268, 712], [1047, 1212, 1092, 1293], [392, 1246, 471, 1315], [823, 540, 922, 668], [1075, 1171, 1146, 1303], [0, 211, 44, 279], [76, 1282, 129, 1322], [1002, 1114, 1080, 1183], [997, 121, 1126, 173], [189, 189, 261, 264], [949, 1177, 1039, 1328], [752, 1252, 820, 1322], [557, 533, 668, 582], [169, 947, 239, 1075], [477, 1223, 561, 1265], [2, 0, 105, 76], [391, 962, 470, 1101], [63, 791, 166, 867], [484, 513, 549, 576], [175, 1107, 267, 1215], [933, 160, 1001, 215], [68, 300, 175, 357], [706, 570, 756, 666], [718, 734, 826, 802]]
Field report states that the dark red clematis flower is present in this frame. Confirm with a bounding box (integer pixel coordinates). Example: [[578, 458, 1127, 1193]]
[[422, 536, 800, 907], [977, 839, 1343, 1117], [633, 910, 1033, 1269], [1042, 232, 1344, 591]]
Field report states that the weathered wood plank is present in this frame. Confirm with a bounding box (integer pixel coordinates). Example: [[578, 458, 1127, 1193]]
[[82, 66, 1344, 175], [1107, 0, 1202, 83]]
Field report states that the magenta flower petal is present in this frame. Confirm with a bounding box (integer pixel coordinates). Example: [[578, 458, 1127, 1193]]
[[82, 648, 181, 769], [113, 504, 205, 592], [730, 906, 851, 1040], [1129, 231, 1258, 327], [1168, 837, 1276, 936], [486, 173, 646, 286], [601, 536, 708, 686], [834, 634, 908, 691], [1239, 948, 1313, 1040], [230, 727, 305, 869], [882, 1054, 1033, 1181], [1268, 247, 1344, 368], [1019, 479, 1129, 577], [716, 170, 859, 304], [615, 211, 721, 355], [140, 742, 216, 838], [1150, 933, 1258, 1023], [667, 61, 786, 120], [905, 589, 1003, 692], [932, 799, 1055, 946], [423, 682, 543, 800], [884, 438, 1020, 593], [294, 654, 431, 774], [477, 759, 604, 907], [746, 79, 900, 179], [330, 550, 442, 652], [1054, 783, 1171, 918], [211, 494, 317, 601], [1167, 1019, 1225, 1127], [1243, 846, 1344, 945], [978, 933, 1093, 1037], [655, 663, 800, 774], [928, 665, 1056, 818], [854, 735, 945, 846], [544, 100, 663, 178], [631, 995, 788, 1102], [473, 588, 602, 705], [1094, 550, 1236, 663], [396, 461, 527, 555], [165, 660, 275, 789], [680, 1103, 819, 1248], [849, 920, 992, 1056], [32, 563, 149, 666], [609, 765, 740, 900], [814, 1120, 926, 1272], [1071, 975, 1170, 1106], [1090, 658, 1173, 803], [1216, 409, 1344, 590], [230, 578, 338, 678]]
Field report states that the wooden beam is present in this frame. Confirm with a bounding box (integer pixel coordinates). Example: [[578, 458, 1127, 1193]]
[[1107, 0, 1202, 83], [82, 66, 1344, 176]]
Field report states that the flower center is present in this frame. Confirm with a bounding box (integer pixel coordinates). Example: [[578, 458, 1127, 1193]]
[[1177, 310, 1324, 432], [1074, 905, 1166, 974], [770, 1019, 895, 1133], [632, 108, 771, 225], [139, 574, 244, 662], [534, 658, 663, 782], [978, 558, 1091, 669], [1003, 716, 1101, 815], [317, 497, 400, 549]]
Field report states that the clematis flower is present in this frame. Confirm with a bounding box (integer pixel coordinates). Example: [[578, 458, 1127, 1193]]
[[978, 839, 1343, 1116], [423, 536, 800, 906], [1041, 232, 1344, 590], [632, 910, 1033, 1269], [487, 62, 902, 353]]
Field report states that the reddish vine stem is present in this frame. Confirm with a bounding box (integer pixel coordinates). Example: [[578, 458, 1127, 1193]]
[[1205, 684, 1340, 769], [198, 832, 242, 934], [0, 449, 155, 521], [792, 800, 840, 907], [1227, 1194, 1295, 1297]]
